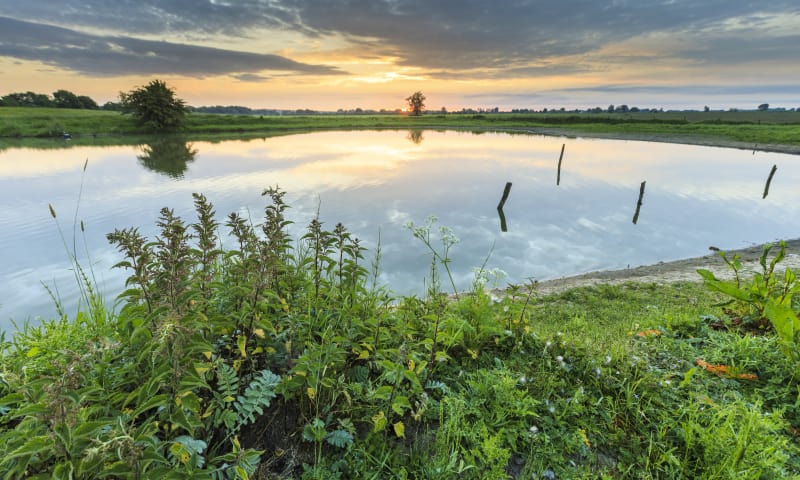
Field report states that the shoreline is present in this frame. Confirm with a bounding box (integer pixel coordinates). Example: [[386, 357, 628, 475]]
[[516, 127, 800, 156], [517, 239, 800, 297]]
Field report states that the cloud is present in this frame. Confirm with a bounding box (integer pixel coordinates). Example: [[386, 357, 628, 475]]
[[287, 0, 800, 72], [1, 1, 800, 81], [0, 16, 343, 78], [231, 73, 271, 82]]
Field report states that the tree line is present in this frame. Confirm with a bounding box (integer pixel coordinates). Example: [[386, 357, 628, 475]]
[[0, 90, 120, 110]]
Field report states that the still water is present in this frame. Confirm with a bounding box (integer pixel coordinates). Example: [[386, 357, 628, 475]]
[[1, 130, 798, 332]]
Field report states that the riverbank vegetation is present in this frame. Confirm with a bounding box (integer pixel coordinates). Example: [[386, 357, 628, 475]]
[[1, 190, 798, 478], [3, 106, 800, 149]]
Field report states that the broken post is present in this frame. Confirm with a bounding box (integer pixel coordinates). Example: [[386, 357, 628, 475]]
[[497, 181, 512, 210], [632, 180, 646, 224], [497, 182, 512, 232], [557, 143, 565, 185], [762, 164, 777, 199], [497, 207, 508, 232]]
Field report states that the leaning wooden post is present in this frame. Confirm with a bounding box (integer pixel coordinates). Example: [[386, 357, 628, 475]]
[[497, 207, 508, 232], [762, 164, 777, 199], [497, 182, 512, 232], [556, 143, 565, 185], [632, 180, 646, 224], [497, 182, 512, 210]]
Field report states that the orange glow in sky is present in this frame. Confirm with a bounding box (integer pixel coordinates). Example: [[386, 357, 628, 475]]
[[0, 4, 798, 110]]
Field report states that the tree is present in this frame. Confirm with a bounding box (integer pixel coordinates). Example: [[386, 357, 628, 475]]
[[406, 91, 426, 116], [53, 89, 82, 109], [76, 95, 99, 110], [120, 79, 188, 131], [0, 91, 53, 107], [757, 103, 769, 111]]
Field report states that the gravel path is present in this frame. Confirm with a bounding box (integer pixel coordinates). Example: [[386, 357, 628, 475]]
[[507, 239, 800, 297]]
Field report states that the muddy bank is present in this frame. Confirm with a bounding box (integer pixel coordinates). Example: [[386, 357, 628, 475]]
[[507, 239, 800, 297], [520, 127, 800, 156]]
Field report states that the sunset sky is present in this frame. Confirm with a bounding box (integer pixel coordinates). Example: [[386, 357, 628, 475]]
[[1, 1, 798, 111]]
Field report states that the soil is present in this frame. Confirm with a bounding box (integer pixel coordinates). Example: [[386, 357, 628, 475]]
[[504, 239, 800, 297]]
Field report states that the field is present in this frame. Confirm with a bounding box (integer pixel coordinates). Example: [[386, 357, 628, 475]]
[[3, 107, 800, 150]]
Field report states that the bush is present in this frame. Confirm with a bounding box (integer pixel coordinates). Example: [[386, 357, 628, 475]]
[[119, 79, 188, 131]]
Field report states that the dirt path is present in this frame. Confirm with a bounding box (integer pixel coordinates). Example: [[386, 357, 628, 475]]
[[509, 239, 800, 297]]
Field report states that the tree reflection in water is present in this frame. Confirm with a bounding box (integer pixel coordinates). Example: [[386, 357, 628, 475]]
[[137, 137, 198, 178], [406, 129, 424, 145]]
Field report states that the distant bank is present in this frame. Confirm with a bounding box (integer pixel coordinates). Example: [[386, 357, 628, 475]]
[[2, 107, 800, 154]]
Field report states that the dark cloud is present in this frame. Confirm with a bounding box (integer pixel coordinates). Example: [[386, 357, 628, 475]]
[[0, 17, 342, 77], [1, 1, 799, 79], [285, 0, 800, 71], [232, 73, 270, 82]]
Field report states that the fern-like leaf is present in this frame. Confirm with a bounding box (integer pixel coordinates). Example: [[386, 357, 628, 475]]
[[216, 363, 238, 400], [326, 429, 354, 449], [235, 369, 280, 426]]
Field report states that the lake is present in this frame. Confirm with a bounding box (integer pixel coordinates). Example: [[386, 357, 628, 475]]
[[1, 129, 798, 332]]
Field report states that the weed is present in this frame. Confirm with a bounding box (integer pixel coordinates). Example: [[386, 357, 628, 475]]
[[2, 190, 799, 478]]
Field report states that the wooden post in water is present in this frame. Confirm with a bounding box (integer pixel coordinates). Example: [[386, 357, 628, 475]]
[[632, 180, 646, 224], [497, 207, 508, 232], [556, 143, 565, 186], [497, 182, 512, 210], [763, 164, 777, 199], [497, 182, 512, 232]]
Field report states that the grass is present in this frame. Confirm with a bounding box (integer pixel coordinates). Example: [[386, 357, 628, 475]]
[[3, 107, 800, 148], [0, 190, 798, 479]]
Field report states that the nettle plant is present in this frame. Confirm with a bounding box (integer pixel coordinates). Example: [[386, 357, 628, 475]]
[[0, 188, 547, 478], [698, 241, 800, 362]]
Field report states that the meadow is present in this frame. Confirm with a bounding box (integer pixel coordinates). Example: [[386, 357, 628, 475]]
[[2, 107, 800, 149], [0, 189, 798, 478]]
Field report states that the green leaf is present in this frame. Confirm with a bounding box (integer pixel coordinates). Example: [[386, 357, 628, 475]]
[[326, 429, 354, 449], [234, 465, 249, 479], [133, 394, 169, 417], [302, 418, 327, 443], [6, 436, 51, 460], [393, 421, 405, 438], [371, 385, 393, 400], [697, 269, 751, 302], [53, 462, 74, 480], [765, 299, 800, 347], [237, 335, 247, 358], [391, 395, 412, 416], [235, 369, 280, 427], [372, 411, 387, 433]]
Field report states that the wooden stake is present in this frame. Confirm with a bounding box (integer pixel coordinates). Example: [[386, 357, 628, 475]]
[[497, 182, 512, 210], [632, 180, 646, 224], [557, 143, 565, 185], [763, 164, 777, 199], [497, 206, 508, 232]]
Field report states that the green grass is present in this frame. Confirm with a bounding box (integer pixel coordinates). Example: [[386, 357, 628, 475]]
[[1, 191, 798, 479], [3, 107, 800, 147]]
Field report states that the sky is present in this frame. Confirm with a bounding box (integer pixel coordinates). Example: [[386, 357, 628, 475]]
[[1, 1, 799, 111]]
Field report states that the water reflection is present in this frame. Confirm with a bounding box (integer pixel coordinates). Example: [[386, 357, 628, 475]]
[[137, 137, 198, 178], [763, 164, 777, 199], [632, 181, 647, 224], [1, 130, 800, 331], [406, 130, 424, 145], [496, 182, 512, 232]]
